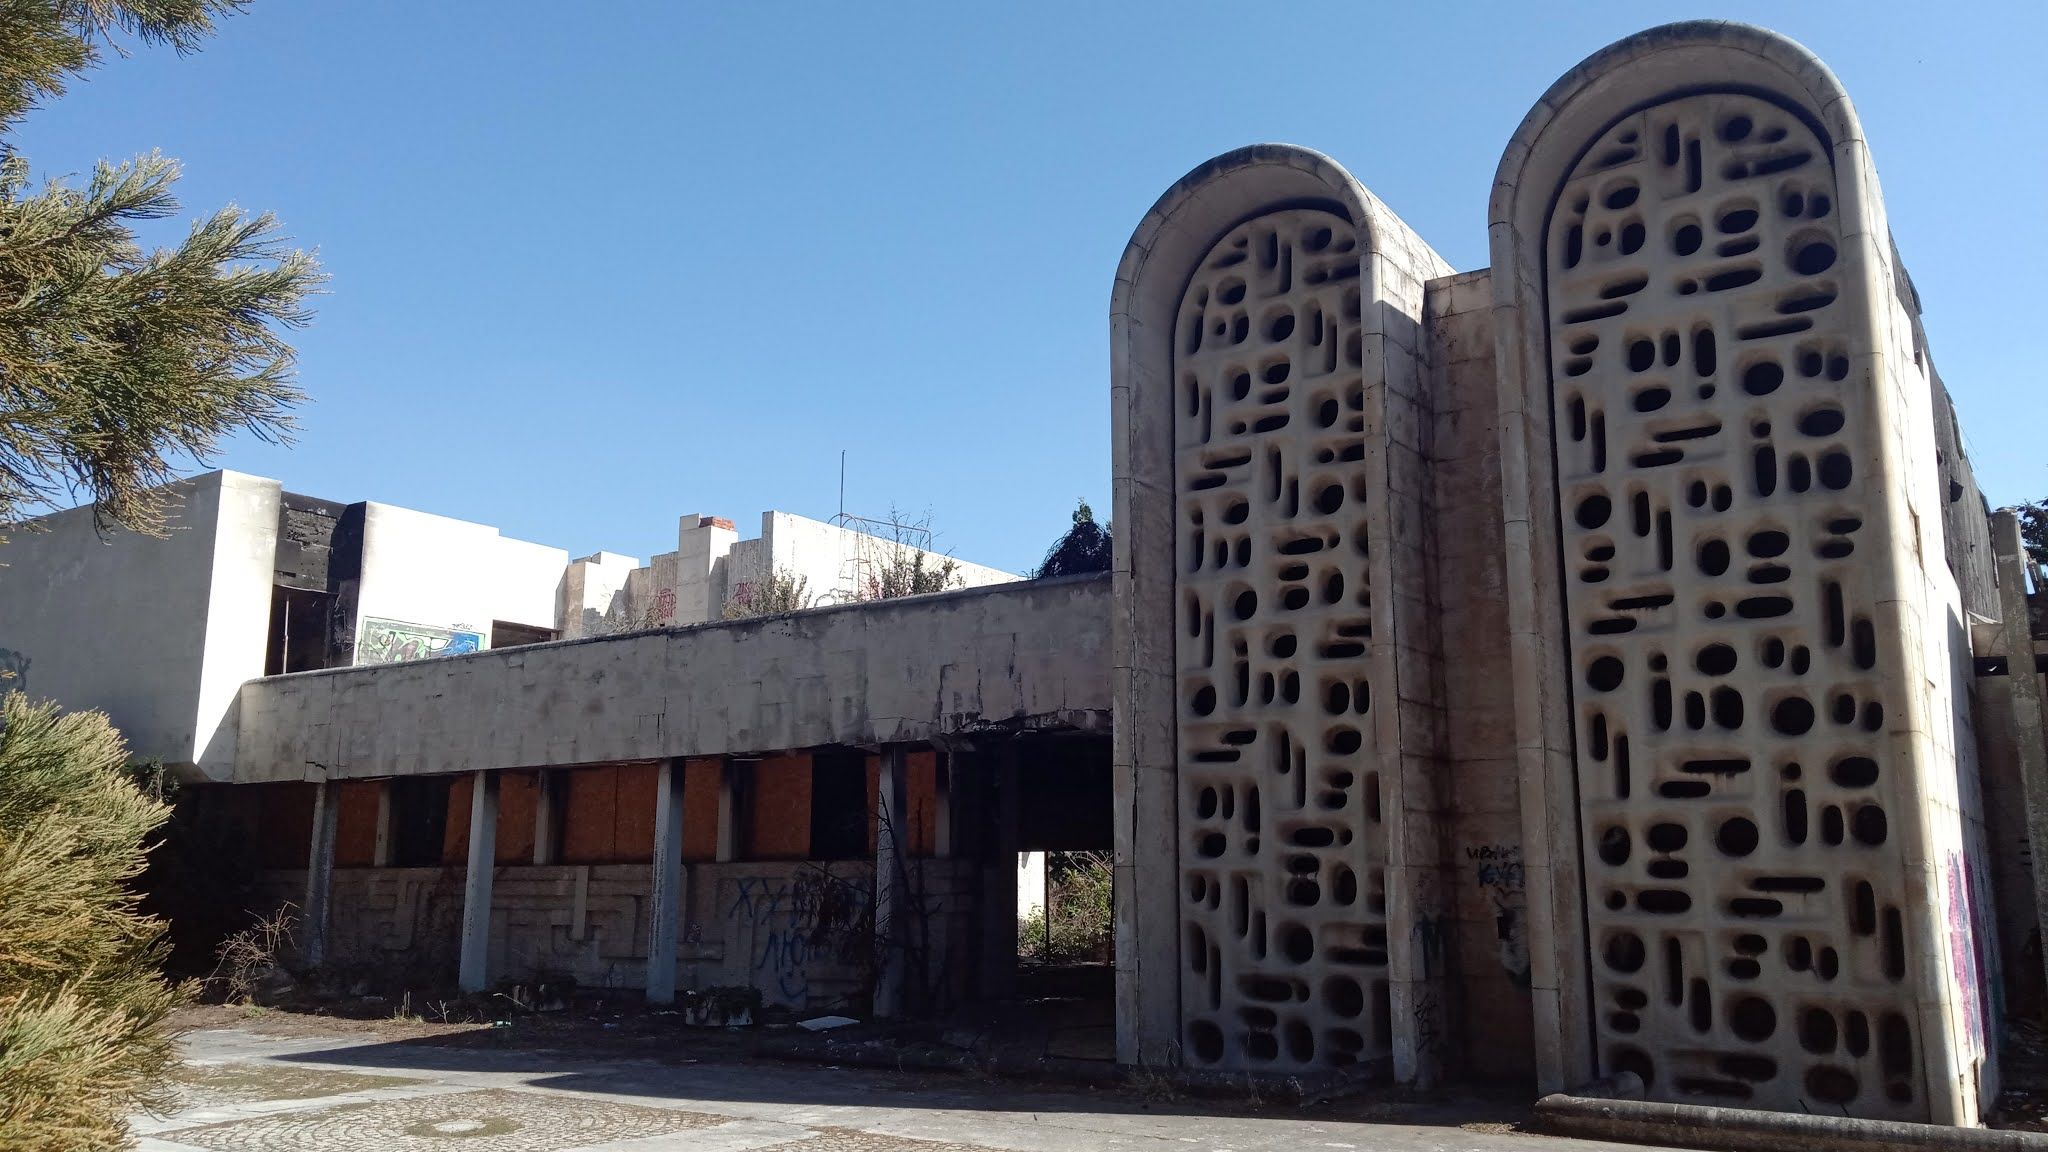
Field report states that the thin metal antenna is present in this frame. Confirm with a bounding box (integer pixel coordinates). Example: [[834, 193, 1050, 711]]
[[838, 450, 846, 524]]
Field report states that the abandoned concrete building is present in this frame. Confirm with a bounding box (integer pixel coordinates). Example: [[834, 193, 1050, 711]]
[[2, 20, 2044, 1130]]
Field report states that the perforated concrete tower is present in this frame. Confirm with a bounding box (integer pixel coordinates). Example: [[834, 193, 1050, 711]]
[[1111, 146, 1454, 1082], [1491, 23, 1994, 1123]]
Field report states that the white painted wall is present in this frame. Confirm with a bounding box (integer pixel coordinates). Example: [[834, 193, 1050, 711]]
[[351, 502, 567, 660], [726, 510, 1020, 616], [0, 470, 277, 776]]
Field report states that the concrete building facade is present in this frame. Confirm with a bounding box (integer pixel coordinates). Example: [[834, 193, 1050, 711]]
[[0, 19, 2039, 1132]]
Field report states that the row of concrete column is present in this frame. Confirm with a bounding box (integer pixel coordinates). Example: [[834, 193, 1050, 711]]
[[297, 741, 1025, 1010]]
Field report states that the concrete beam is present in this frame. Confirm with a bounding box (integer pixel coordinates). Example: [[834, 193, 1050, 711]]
[[302, 779, 338, 967], [457, 769, 498, 993], [874, 744, 910, 1018], [1993, 509, 2048, 1008], [647, 757, 686, 1004]]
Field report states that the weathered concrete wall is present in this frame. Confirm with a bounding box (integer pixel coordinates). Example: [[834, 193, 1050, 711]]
[[258, 857, 976, 1010], [0, 470, 277, 775], [1490, 21, 1993, 1123], [1426, 268, 1535, 1082], [350, 502, 567, 663], [234, 575, 1109, 782]]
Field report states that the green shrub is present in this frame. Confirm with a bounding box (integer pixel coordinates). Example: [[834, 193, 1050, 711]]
[[0, 693, 182, 1151], [1019, 851, 1114, 964]]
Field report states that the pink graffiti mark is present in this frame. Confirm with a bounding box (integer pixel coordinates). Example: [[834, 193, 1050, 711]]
[[1946, 850, 1984, 1055], [653, 587, 677, 623]]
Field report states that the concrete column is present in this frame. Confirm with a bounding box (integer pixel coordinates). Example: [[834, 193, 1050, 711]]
[[715, 757, 738, 863], [646, 757, 686, 1004], [303, 779, 338, 968], [532, 770, 560, 866], [457, 769, 499, 994], [976, 739, 1022, 1000], [1993, 509, 2048, 1004], [370, 779, 394, 868], [874, 744, 911, 1017], [933, 749, 956, 859]]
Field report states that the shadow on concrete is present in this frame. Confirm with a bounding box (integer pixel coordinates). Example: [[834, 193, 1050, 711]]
[[264, 1024, 1537, 1133]]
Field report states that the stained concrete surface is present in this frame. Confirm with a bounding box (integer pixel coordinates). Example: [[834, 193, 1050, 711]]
[[136, 1025, 1672, 1151]]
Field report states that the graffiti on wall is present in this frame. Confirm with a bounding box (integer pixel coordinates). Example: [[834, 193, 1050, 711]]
[[1468, 842, 1531, 985], [651, 588, 676, 626], [725, 870, 871, 1004], [1945, 850, 1985, 1057], [0, 647, 27, 695], [356, 618, 483, 666]]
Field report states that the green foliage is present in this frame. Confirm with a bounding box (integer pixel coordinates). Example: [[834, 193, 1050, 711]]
[[1019, 851, 1113, 964], [0, 692, 182, 1151], [1034, 498, 1111, 578], [723, 568, 813, 619], [2014, 500, 2048, 568], [0, 0, 320, 535]]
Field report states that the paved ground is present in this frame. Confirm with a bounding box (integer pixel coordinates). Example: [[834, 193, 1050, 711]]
[[134, 1024, 1665, 1152]]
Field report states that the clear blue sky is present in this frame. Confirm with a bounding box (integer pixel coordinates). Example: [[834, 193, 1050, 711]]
[[16, 1, 2044, 574]]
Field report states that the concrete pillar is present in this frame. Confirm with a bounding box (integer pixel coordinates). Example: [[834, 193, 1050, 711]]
[[933, 749, 956, 859], [874, 744, 911, 1017], [715, 757, 738, 863], [976, 739, 1021, 1000], [647, 757, 686, 1004], [370, 779, 394, 868], [303, 779, 338, 968], [532, 770, 560, 866], [457, 770, 498, 994], [1993, 509, 2048, 1005]]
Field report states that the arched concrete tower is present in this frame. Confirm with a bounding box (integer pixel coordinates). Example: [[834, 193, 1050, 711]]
[[1110, 145, 1456, 1083], [1491, 22, 1994, 1123]]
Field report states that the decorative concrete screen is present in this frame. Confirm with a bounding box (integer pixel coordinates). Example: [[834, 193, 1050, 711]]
[[1492, 23, 1990, 1123], [1173, 209, 1389, 1071], [1111, 146, 1452, 1082]]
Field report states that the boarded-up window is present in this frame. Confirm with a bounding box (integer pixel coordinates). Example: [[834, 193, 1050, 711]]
[[746, 754, 812, 860], [682, 758, 721, 862], [334, 780, 382, 867], [446, 772, 542, 865], [558, 762, 660, 864]]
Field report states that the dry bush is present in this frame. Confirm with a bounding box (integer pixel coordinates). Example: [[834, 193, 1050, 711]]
[[204, 905, 297, 1006]]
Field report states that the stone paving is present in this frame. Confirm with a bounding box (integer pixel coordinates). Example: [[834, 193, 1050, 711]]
[[135, 1026, 1660, 1152]]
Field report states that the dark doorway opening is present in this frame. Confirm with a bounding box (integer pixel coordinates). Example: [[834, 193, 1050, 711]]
[[265, 585, 338, 675], [389, 777, 452, 867], [810, 748, 870, 861]]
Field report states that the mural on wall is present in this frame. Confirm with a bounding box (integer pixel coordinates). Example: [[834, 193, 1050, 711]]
[[355, 618, 484, 666], [0, 647, 28, 695]]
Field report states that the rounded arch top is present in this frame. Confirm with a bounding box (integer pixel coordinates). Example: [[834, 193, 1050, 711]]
[[1490, 21, 1864, 236], [1112, 144, 1420, 327]]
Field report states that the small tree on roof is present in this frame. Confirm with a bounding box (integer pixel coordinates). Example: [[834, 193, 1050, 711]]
[[1035, 498, 1112, 578]]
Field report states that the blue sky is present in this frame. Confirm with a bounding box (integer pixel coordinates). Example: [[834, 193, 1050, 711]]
[[16, 2, 2044, 574]]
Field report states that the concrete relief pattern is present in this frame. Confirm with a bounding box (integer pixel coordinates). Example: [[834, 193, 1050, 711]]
[[1545, 93, 1922, 1116], [1174, 209, 1390, 1070]]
